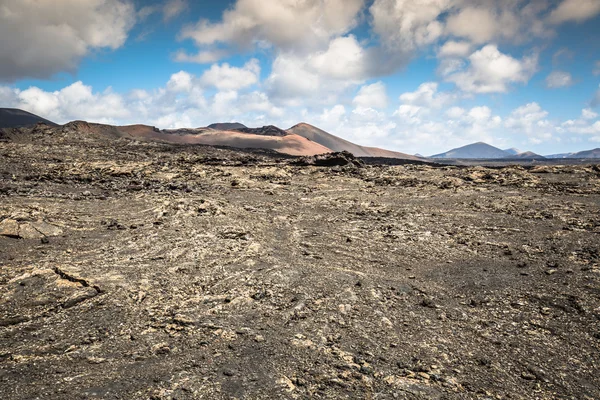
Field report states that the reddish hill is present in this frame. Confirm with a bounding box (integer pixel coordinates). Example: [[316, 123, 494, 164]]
[[287, 123, 420, 160], [119, 125, 331, 156]]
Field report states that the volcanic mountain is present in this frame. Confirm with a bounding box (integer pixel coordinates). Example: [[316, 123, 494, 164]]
[[509, 151, 546, 160], [0, 108, 57, 128], [104, 123, 333, 156], [286, 123, 421, 160], [431, 142, 512, 159]]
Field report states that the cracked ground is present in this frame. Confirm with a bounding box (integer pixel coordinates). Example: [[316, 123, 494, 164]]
[[1, 125, 600, 399]]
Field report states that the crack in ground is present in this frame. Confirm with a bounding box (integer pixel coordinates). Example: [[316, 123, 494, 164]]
[[52, 266, 104, 294]]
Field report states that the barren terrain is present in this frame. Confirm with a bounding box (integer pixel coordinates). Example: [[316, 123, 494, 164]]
[[1, 124, 600, 399]]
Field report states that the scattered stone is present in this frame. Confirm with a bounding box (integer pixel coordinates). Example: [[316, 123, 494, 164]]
[[152, 343, 171, 355]]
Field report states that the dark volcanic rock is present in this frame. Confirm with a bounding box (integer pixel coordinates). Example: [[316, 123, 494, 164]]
[[234, 125, 289, 137], [292, 151, 365, 167], [208, 122, 247, 130]]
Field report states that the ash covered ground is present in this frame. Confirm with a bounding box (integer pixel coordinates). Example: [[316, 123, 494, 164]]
[[1, 124, 600, 399]]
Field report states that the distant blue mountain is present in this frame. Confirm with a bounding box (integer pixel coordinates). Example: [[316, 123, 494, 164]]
[[431, 142, 510, 159]]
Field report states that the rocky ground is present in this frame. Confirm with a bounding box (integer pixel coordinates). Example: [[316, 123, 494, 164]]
[[1, 124, 599, 399]]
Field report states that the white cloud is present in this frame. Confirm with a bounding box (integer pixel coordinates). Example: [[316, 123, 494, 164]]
[[265, 53, 322, 104], [399, 82, 454, 109], [319, 105, 347, 126], [370, 0, 448, 52], [199, 59, 260, 91], [0, 0, 136, 81], [446, 106, 465, 119], [265, 41, 375, 106], [179, 0, 364, 55], [582, 108, 598, 120], [505, 102, 556, 143], [594, 61, 600, 76], [548, 0, 600, 24], [438, 41, 472, 58], [561, 120, 600, 135], [353, 82, 388, 109], [166, 71, 194, 92], [394, 104, 425, 124], [460, 106, 502, 140], [308, 36, 373, 81], [446, 45, 538, 93], [546, 70, 573, 88], [445, 7, 500, 44], [9, 81, 130, 124], [173, 49, 230, 64], [238, 91, 284, 117]]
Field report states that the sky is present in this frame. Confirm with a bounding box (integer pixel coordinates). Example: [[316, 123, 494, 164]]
[[1, 0, 600, 156]]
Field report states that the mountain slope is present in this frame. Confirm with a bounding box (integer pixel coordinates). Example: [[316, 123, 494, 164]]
[[503, 148, 521, 156], [545, 148, 600, 158], [571, 148, 600, 158], [0, 108, 57, 128], [510, 151, 546, 159], [431, 142, 510, 159], [118, 124, 331, 156], [287, 123, 420, 160]]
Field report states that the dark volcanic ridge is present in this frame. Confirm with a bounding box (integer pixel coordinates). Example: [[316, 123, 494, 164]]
[[0, 108, 58, 128], [233, 125, 289, 137], [207, 122, 247, 130]]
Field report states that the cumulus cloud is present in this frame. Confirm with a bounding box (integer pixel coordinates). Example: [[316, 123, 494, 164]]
[[399, 82, 455, 109], [173, 49, 230, 64], [445, 106, 465, 119], [353, 82, 388, 109], [166, 71, 194, 92], [561, 109, 600, 136], [0, 63, 284, 129], [394, 104, 426, 125], [179, 0, 364, 56], [505, 102, 556, 143], [582, 108, 599, 120], [445, 7, 500, 44], [308, 36, 373, 81], [0, 82, 130, 124], [369, 0, 447, 52], [546, 71, 573, 88], [445, 45, 538, 93], [265, 39, 381, 106], [199, 59, 260, 91], [548, 0, 600, 24], [0, 0, 136, 82], [438, 41, 472, 58]]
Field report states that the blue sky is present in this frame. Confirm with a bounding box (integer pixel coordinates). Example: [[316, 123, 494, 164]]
[[1, 0, 600, 155]]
